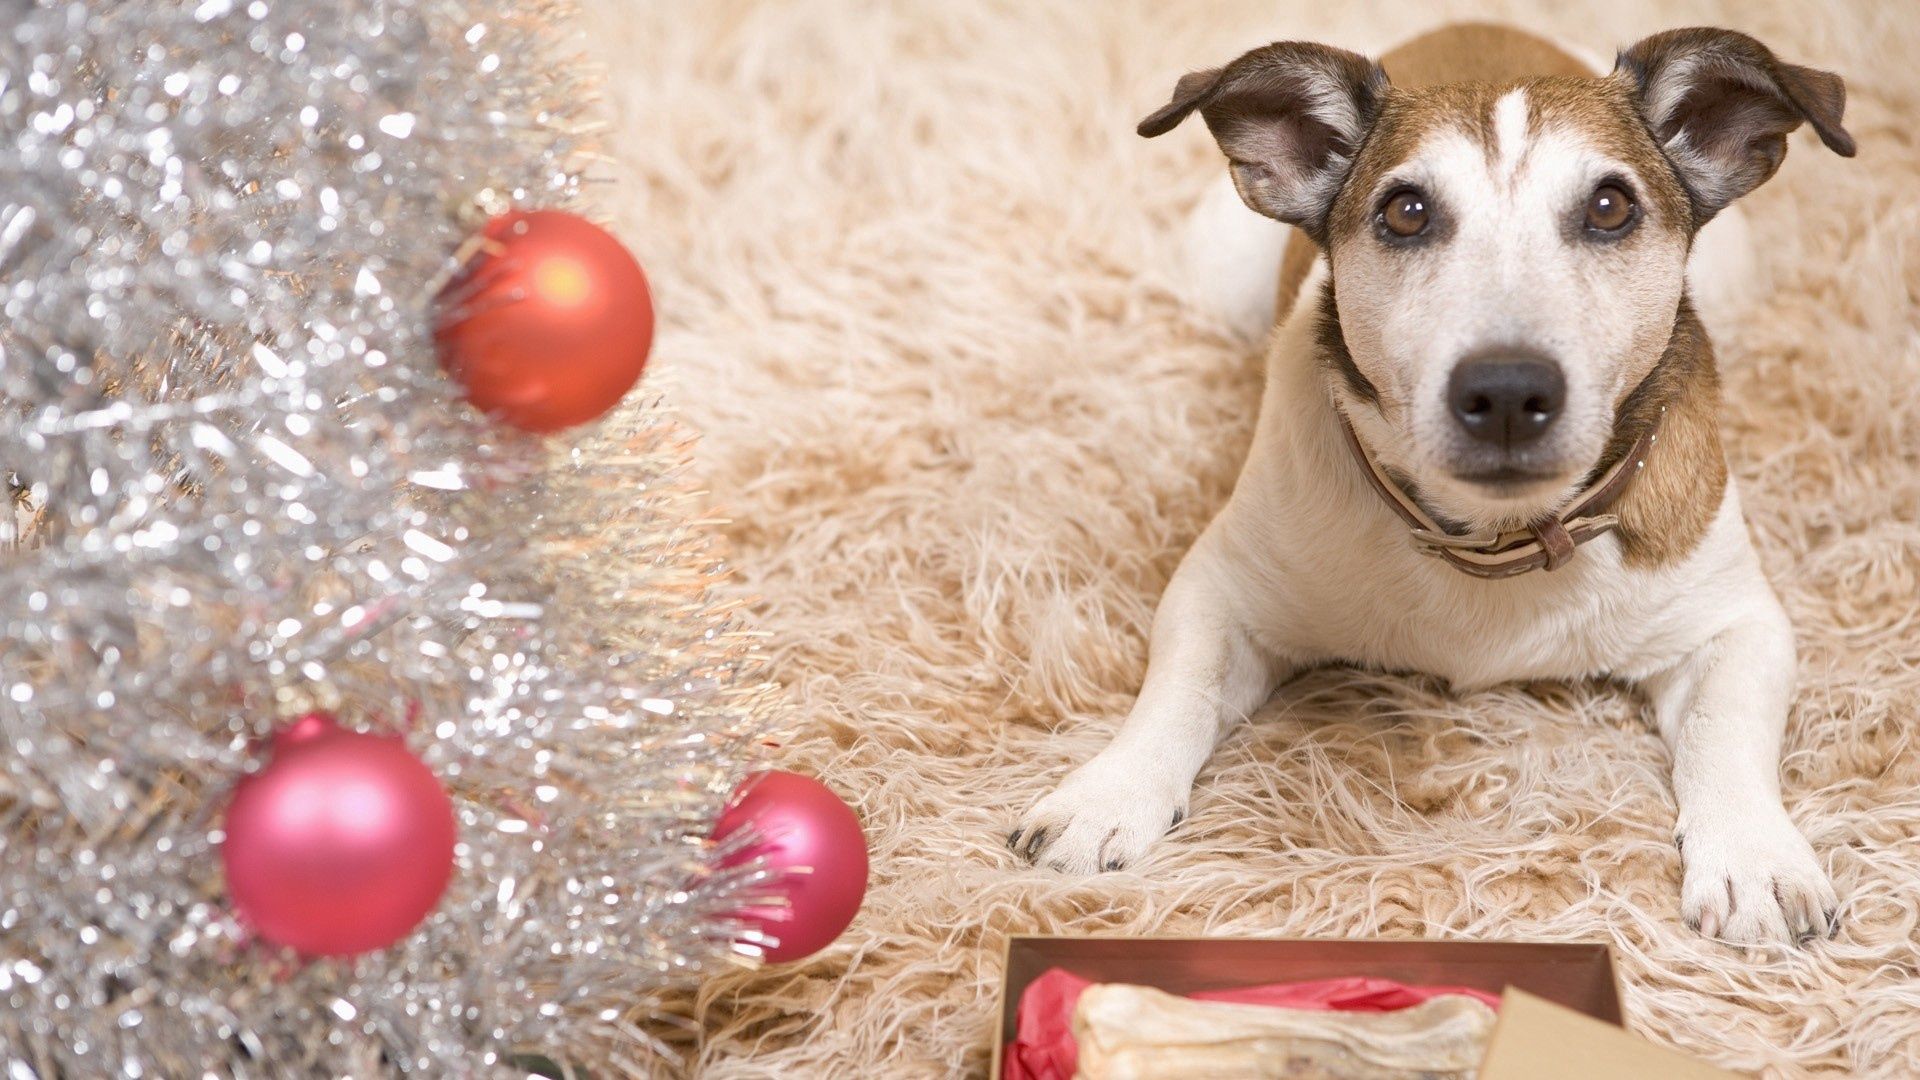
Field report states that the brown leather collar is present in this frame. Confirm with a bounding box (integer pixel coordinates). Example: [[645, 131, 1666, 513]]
[[1339, 408, 1662, 580]]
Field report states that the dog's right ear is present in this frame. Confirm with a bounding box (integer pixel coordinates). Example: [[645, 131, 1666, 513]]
[[1139, 42, 1388, 237]]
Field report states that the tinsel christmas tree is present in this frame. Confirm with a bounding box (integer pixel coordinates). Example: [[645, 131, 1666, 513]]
[[0, 1, 780, 1074]]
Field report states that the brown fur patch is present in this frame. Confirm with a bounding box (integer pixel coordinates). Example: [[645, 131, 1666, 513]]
[[1324, 81, 1497, 252], [1382, 23, 1593, 87], [1313, 279, 1377, 405], [1274, 225, 1319, 322], [1600, 299, 1728, 567], [1527, 75, 1694, 232]]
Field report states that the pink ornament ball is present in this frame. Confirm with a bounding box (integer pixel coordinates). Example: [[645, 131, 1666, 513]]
[[220, 713, 457, 958], [713, 770, 869, 964]]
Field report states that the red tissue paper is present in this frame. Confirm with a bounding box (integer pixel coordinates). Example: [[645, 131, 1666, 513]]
[[1002, 967, 1504, 1080]]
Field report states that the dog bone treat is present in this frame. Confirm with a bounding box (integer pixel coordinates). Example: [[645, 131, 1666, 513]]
[[1071, 983, 1497, 1079]]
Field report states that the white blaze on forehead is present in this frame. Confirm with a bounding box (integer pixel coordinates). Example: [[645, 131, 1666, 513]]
[[1491, 88, 1531, 179]]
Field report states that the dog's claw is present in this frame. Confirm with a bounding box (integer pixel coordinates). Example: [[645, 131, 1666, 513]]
[[1169, 808, 1186, 829], [1006, 828, 1023, 851], [1019, 826, 1049, 861]]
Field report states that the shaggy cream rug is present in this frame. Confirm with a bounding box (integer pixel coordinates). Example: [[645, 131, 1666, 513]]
[[580, 2, 1919, 1076]]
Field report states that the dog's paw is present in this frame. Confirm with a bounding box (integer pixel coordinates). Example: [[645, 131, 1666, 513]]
[[1008, 753, 1187, 874], [1678, 811, 1838, 946]]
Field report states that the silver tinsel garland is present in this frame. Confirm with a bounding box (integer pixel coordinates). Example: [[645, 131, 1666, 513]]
[[1, 1, 778, 1075]]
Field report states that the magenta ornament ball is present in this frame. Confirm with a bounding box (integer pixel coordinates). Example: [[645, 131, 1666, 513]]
[[220, 713, 458, 958], [713, 770, 869, 963]]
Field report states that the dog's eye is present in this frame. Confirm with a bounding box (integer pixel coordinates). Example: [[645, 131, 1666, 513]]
[[1585, 184, 1636, 233], [1378, 188, 1430, 238]]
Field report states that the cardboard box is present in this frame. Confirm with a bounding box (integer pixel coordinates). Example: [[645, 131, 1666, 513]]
[[991, 935, 1625, 1078], [1480, 988, 1739, 1079]]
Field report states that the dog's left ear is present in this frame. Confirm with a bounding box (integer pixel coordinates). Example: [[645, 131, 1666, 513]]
[[1614, 28, 1855, 223], [1139, 42, 1388, 238]]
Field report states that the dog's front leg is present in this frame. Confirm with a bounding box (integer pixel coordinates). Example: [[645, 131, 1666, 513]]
[[1011, 544, 1283, 872], [1646, 595, 1837, 944]]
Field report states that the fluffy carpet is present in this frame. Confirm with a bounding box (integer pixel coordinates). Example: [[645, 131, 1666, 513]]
[[579, 2, 1920, 1075]]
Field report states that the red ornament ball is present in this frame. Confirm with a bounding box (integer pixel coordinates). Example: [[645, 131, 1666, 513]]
[[433, 209, 654, 433], [220, 713, 458, 958], [713, 770, 869, 964]]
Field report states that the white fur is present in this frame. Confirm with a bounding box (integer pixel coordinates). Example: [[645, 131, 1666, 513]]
[[1181, 174, 1287, 337], [1021, 248, 1832, 947], [1687, 204, 1764, 335], [1491, 88, 1531, 171]]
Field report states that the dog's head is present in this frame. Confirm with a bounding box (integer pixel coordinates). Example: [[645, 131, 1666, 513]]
[[1142, 29, 1853, 530]]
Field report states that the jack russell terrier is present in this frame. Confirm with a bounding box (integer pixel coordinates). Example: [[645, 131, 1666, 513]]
[[1009, 23, 1855, 945]]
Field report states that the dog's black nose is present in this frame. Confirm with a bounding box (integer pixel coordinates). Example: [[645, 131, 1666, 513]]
[[1447, 355, 1566, 448]]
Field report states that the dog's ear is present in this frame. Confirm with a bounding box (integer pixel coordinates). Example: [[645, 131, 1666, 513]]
[[1139, 42, 1388, 237], [1614, 28, 1855, 223]]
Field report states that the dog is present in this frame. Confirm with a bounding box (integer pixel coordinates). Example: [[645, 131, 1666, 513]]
[[1009, 23, 1855, 945]]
